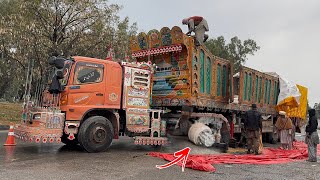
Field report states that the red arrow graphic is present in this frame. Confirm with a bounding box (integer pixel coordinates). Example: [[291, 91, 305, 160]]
[[156, 147, 191, 172]]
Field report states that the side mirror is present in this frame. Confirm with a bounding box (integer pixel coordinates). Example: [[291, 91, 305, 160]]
[[48, 56, 66, 69], [48, 56, 56, 66]]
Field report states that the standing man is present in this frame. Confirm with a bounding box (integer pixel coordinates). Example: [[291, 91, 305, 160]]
[[275, 111, 294, 150], [244, 104, 262, 155], [305, 109, 319, 162], [182, 16, 209, 46]]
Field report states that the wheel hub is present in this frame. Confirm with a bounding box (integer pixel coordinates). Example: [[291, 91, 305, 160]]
[[93, 127, 106, 143]]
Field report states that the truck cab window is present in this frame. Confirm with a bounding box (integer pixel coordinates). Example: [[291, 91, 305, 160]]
[[74, 62, 104, 84]]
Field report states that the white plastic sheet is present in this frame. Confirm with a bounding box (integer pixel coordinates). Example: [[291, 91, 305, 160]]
[[277, 76, 301, 105]]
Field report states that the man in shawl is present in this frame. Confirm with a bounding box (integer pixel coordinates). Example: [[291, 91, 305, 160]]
[[182, 16, 209, 46], [275, 111, 294, 150], [244, 104, 262, 155], [305, 109, 319, 162]]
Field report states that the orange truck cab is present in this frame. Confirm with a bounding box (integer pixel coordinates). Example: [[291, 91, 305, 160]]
[[14, 56, 168, 152]]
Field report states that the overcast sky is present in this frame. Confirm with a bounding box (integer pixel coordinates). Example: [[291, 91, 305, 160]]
[[110, 0, 320, 106]]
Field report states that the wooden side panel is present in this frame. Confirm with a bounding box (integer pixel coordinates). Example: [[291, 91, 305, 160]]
[[191, 46, 200, 98], [149, 46, 191, 107], [229, 63, 234, 103], [191, 46, 213, 106], [133, 28, 193, 107], [130, 27, 281, 115], [239, 66, 279, 110], [206, 56, 213, 95], [199, 49, 205, 94], [213, 57, 232, 103]]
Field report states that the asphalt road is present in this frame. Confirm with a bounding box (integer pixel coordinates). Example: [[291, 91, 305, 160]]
[[0, 131, 319, 180]]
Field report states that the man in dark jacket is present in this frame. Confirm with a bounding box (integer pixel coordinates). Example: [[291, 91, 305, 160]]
[[244, 104, 262, 155], [305, 109, 319, 162]]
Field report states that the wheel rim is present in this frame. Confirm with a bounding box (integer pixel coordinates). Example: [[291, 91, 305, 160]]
[[92, 126, 107, 143]]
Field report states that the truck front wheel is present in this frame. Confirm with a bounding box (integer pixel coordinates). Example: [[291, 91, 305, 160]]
[[78, 116, 114, 153]]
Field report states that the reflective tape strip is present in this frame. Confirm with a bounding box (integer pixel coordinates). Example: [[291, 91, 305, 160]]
[[8, 132, 14, 135]]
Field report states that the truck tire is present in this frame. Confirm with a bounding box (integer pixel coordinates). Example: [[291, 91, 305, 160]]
[[179, 119, 192, 135], [78, 116, 114, 153], [61, 133, 78, 146], [220, 131, 231, 144]]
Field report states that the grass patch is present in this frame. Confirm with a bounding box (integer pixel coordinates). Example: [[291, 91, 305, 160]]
[[0, 102, 22, 125]]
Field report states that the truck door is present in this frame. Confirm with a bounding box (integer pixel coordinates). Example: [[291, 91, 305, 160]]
[[68, 61, 105, 106], [105, 63, 122, 108]]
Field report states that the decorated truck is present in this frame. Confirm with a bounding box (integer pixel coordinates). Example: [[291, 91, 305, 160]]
[[14, 23, 308, 152], [15, 56, 168, 152]]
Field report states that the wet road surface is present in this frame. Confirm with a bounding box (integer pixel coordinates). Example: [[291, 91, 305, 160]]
[[0, 131, 319, 180]]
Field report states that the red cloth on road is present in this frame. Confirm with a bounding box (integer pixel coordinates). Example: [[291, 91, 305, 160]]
[[148, 141, 320, 172]]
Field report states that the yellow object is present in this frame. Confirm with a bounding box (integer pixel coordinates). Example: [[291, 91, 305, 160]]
[[276, 96, 299, 109], [276, 84, 308, 121]]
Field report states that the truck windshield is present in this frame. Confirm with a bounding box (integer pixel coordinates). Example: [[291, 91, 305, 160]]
[[60, 60, 73, 86]]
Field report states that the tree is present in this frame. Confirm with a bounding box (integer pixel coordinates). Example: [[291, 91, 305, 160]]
[[205, 36, 260, 72], [0, 0, 137, 101]]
